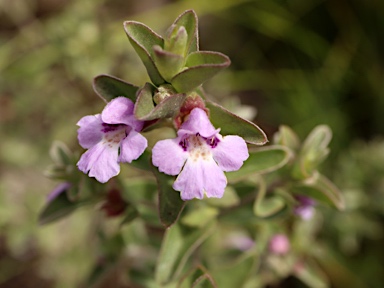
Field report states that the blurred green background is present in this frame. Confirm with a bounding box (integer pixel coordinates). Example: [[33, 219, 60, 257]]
[[1, 0, 383, 287]]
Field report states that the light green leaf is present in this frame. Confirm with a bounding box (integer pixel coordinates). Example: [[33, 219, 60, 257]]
[[273, 125, 300, 151], [93, 74, 139, 102], [171, 51, 230, 93], [170, 9, 199, 55], [181, 206, 218, 228], [124, 21, 165, 85], [227, 145, 292, 181], [293, 258, 329, 288], [297, 125, 332, 178], [155, 224, 184, 285], [206, 101, 267, 145]]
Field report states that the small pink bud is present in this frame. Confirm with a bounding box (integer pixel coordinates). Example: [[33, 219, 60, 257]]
[[269, 234, 290, 255]]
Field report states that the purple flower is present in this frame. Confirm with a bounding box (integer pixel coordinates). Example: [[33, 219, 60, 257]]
[[152, 108, 249, 200], [77, 97, 147, 183], [294, 195, 316, 220]]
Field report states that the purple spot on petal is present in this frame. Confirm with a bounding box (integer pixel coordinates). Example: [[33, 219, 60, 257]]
[[101, 123, 124, 133], [207, 136, 220, 148], [179, 138, 188, 151]]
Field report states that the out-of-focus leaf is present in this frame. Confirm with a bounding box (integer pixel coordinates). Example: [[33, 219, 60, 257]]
[[124, 21, 165, 85], [205, 186, 240, 207], [227, 145, 292, 181], [93, 74, 139, 102], [206, 101, 267, 145], [213, 255, 255, 287], [153, 45, 184, 81], [181, 206, 218, 228], [293, 258, 329, 288], [254, 177, 286, 218], [134, 83, 186, 121], [155, 224, 184, 285], [129, 149, 152, 171], [49, 141, 74, 165], [38, 187, 88, 225], [171, 52, 230, 93], [297, 125, 332, 178], [170, 9, 199, 55], [273, 125, 300, 151], [152, 165, 185, 228], [120, 206, 139, 226], [293, 174, 345, 210], [178, 265, 217, 288]]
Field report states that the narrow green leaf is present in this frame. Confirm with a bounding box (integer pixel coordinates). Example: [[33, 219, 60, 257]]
[[93, 74, 139, 102], [171, 51, 230, 93], [134, 83, 186, 121], [171, 9, 199, 55], [151, 165, 185, 228], [155, 224, 184, 285], [38, 188, 86, 225], [293, 174, 345, 210], [227, 145, 292, 181], [124, 21, 165, 85], [206, 101, 267, 145]]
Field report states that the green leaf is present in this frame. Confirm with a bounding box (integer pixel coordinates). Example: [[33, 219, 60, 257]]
[[293, 173, 345, 210], [273, 125, 300, 151], [227, 145, 292, 181], [134, 83, 186, 121], [206, 101, 267, 145], [153, 45, 184, 81], [170, 9, 199, 55], [155, 224, 184, 285], [151, 165, 185, 228], [38, 187, 87, 225], [253, 177, 287, 218], [297, 125, 332, 178], [171, 52, 230, 93], [120, 206, 139, 226], [181, 206, 218, 228], [124, 21, 165, 85], [293, 258, 329, 288], [93, 74, 139, 102], [49, 141, 74, 166]]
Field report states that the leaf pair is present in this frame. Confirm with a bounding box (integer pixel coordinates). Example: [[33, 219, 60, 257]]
[[124, 10, 230, 93]]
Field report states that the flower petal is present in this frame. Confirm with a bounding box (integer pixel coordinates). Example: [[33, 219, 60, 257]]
[[173, 158, 227, 200], [202, 158, 227, 198], [77, 114, 104, 149], [152, 138, 188, 175], [118, 130, 148, 163], [173, 158, 204, 200], [101, 96, 144, 131], [212, 135, 249, 171], [77, 142, 120, 183], [179, 108, 218, 138]]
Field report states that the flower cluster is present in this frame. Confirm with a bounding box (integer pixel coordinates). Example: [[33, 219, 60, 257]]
[[77, 97, 249, 200]]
